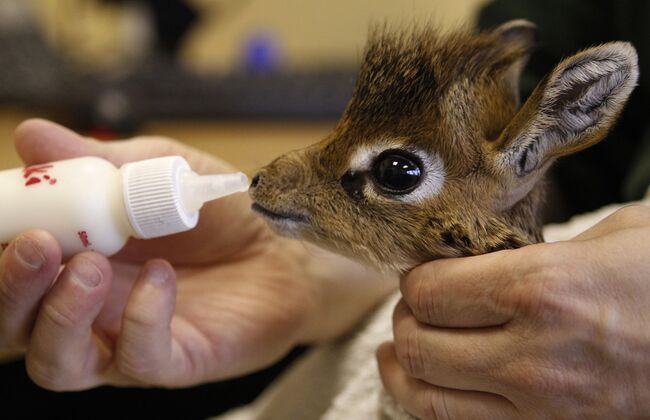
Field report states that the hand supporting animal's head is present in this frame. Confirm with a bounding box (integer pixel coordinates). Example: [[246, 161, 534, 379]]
[[250, 20, 639, 272]]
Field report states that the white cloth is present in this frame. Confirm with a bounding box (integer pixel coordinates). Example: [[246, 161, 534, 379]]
[[217, 187, 650, 420]]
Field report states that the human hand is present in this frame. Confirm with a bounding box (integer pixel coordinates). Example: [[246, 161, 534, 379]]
[[377, 205, 650, 419], [0, 119, 392, 390]]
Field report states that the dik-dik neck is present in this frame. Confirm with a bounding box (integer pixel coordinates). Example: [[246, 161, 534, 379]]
[[501, 179, 546, 245]]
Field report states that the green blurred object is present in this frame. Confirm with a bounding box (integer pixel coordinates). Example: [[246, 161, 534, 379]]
[[479, 0, 650, 220]]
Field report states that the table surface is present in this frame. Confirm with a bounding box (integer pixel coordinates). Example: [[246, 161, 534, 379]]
[[0, 108, 336, 362]]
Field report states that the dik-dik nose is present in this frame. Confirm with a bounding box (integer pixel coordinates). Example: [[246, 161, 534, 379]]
[[248, 170, 281, 190], [251, 153, 312, 193], [250, 173, 261, 189]]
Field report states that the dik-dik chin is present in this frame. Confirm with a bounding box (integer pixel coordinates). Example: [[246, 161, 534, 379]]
[[249, 20, 639, 273]]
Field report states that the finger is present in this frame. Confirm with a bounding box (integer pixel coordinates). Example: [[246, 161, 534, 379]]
[[0, 231, 61, 349], [14, 118, 159, 166], [392, 300, 512, 392], [116, 260, 189, 386], [26, 253, 112, 391], [377, 342, 518, 420], [401, 248, 529, 327], [14, 119, 232, 172]]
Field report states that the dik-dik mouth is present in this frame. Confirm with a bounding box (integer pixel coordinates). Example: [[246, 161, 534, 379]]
[[251, 203, 309, 224]]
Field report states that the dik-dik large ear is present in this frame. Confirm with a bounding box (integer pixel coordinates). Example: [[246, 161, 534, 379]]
[[491, 19, 537, 104], [493, 42, 639, 179]]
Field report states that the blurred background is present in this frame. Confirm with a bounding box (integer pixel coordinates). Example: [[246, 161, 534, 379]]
[[0, 0, 487, 138], [0, 0, 648, 418]]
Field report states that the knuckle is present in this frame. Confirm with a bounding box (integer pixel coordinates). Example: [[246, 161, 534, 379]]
[[41, 301, 79, 331], [116, 350, 164, 384], [611, 204, 650, 226], [116, 331, 167, 383], [25, 357, 73, 391], [498, 359, 576, 399], [123, 306, 158, 331], [407, 264, 444, 324], [395, 327, 425, 378], [507, 247, 577, 321], [416, 283, 440, 325], [419, 387, 447, 420], [405, 262, 434, 295], [510, 281, 567, 323]]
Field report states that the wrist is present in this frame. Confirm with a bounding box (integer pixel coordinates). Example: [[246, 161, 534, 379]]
[[293, 242, 397, 343]]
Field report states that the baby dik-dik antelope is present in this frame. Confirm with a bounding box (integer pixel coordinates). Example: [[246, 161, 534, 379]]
[[249, 20, 639, 273]]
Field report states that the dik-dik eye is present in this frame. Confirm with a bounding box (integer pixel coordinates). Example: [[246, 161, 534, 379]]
[[371, 150, 423, 194]]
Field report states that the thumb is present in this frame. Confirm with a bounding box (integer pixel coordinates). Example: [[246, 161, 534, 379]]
[[13, 119, 184, 167], [115, 259, 192, 386]]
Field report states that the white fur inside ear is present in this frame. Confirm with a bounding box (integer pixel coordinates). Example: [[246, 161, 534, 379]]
[[545, 43, 638, 131], [348, 143, 446, 203]]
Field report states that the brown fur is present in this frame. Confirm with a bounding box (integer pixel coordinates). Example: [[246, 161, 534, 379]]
[[249, 21, 638, 273]]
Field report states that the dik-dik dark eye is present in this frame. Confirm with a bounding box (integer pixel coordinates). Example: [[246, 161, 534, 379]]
[[371, 150, 423, 194]]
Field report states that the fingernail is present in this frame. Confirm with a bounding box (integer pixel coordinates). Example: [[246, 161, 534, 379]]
[[144, 264, 170, 286], [14, 236, 46, 270], [71, 260, 102, 288]]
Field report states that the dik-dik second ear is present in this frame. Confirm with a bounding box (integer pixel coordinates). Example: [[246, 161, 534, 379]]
[[492, 19, 537, 103], [493, 42, 639, 178]]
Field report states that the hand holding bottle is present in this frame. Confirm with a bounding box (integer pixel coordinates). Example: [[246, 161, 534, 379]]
[[0, 119, 394, 390]]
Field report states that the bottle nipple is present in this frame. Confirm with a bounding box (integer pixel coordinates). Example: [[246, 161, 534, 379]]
[[122, 156, 249, 239], [180, 172, 249, 214]]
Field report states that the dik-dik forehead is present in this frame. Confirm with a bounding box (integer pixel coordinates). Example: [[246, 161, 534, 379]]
[[345, 28, 518, 119], [340, 24, 534, 149]]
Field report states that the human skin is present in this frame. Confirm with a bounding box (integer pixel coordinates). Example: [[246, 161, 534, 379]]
[[0, 119, 395, 391], [377, 204, 650, 419]]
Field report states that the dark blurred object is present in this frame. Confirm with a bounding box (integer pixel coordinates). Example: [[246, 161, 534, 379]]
[[145, 0, 197, 56], [0, 347, 306, 420], [112, 64, 356, 119], [0, 1, 356, 135], [101, 0, 198, 56], [479, 0, 650, 220]]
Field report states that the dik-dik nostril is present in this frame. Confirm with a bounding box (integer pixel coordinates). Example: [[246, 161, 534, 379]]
[[250, 173, 261, 188]]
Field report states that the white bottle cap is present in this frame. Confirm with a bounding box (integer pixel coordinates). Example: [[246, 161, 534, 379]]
[[121, 156, 249, 239]]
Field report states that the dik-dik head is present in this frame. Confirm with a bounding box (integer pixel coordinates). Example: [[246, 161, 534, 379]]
[[250, 20, 639, 272]]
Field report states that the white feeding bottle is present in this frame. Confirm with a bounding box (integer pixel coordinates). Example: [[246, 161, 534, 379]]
[[0, 156, 249, 258]]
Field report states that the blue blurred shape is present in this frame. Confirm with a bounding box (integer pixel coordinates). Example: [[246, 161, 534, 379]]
[[242, 31, 283, 73]]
